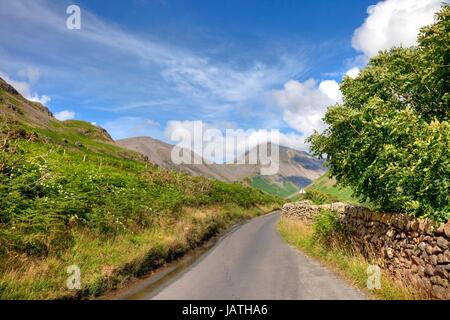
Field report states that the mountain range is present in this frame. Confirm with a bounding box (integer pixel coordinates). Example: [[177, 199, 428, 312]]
[[117, 136, 325, 197], [0, 76, 325, 197]]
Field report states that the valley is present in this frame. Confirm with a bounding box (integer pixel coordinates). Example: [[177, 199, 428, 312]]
[[0, 77, 282, 299], [117, 136, 326, 198]]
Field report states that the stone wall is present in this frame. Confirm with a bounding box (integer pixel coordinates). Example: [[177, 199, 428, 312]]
[[281, 200, 347, 222], [281, 201, 450, 299]]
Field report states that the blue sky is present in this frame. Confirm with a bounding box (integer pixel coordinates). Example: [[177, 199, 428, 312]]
[[0, 0, 445, 151]]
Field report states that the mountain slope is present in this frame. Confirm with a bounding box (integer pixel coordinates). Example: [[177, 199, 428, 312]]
[[117, 137, 326, 197], [116, 136, 250, 181], [0, 77, 54, 127], [302, 173, 361, 204]]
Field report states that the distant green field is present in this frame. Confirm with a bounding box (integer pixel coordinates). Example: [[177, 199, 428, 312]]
[[304, 173, 361, 204], [251, 176, 299, 198]]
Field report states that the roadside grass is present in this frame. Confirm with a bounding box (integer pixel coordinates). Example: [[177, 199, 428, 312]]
[[277, 216, 424, 300], [0, 203, 279, 300]]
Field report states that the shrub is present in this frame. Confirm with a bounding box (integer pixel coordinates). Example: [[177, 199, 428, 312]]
[[312, 210, 345, 245]]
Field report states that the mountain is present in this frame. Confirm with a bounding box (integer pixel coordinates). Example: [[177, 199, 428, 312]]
[[0, 77, 118, 148], [241, 144, 326, 197], [117, 137, 326, 197], [117, 136, 257, 181], [0, 74, 325, 198]]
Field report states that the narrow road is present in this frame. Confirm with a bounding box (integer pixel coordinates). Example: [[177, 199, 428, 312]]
[[139, 212, 367, 300]]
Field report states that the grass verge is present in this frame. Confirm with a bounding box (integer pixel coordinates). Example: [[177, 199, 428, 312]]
[[277, 216, 424, 300], [0, 203, 279, 300]]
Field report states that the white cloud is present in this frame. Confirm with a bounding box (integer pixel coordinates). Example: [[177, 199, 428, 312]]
[[352, 0, 443, 58], [29, 94, 51, 105], [318, 80, 342, 102], [273, 0, 443, 139], [165, 120, 308, 163], [345, 67, 360, 79], [273, 79, 341, 137], [18, 67, 40, 83], [145, 119, 161, 127], [102, 117, 162, 140], [54, 110, 75, 121]]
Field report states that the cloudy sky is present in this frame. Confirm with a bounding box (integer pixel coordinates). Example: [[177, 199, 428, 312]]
[[0, 0, 445, 154]]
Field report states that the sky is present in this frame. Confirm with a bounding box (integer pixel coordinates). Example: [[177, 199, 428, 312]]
[[0, 0, 446, 157]]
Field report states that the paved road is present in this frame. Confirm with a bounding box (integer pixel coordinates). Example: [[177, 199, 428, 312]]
[[150, 212, 367, 300]]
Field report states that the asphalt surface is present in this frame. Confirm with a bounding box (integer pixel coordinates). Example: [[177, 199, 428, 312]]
[[145, 212, 367, 300]]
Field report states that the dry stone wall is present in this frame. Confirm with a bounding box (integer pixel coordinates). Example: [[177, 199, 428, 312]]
[[281, 200, 347, 221], [281, 201, 450, 299]]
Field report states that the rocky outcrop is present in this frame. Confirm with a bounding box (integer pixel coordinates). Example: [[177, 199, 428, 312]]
[[282, 201, 450, 299], [0, 77, 19, 95], [0, 77, 54, 126]]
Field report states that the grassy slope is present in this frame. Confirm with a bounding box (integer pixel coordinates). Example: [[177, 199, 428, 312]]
[[253, 172, 360, 203], [278, 217, 423, 300], [251, 176, 298, 198], [303, 173, 361, 204], [0, 89, 282, 299]]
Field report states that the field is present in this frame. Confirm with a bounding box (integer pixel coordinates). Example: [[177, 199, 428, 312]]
[[306, 174, 358, 203], [251, 176, 299, 198], [293, 173, 361, 204]]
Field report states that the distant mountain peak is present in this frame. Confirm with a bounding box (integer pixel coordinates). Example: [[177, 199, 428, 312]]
[[117, 136, 326, 196]]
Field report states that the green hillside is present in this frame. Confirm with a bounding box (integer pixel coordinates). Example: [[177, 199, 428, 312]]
[[0, 77, 282, 299], [291, 173, 361, 204], [251, 176, 299, 198]]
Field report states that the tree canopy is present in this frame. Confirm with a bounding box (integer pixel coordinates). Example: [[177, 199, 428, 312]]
[[308, 4, 450, 221]]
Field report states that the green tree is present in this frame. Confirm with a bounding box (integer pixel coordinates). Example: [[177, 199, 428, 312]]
[[308, 4, 450, 221]]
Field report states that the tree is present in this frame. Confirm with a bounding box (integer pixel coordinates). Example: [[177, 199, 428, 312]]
[[307, 4, 450, 221]]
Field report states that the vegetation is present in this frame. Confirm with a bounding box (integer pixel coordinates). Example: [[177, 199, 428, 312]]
[[303, 173, 360, 204], [278, 214, 424, 300], [1, 204, 277, 299], [251, 176, 298, 198], [307, 5, 450, 221], [0, 102, 281, 298]]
